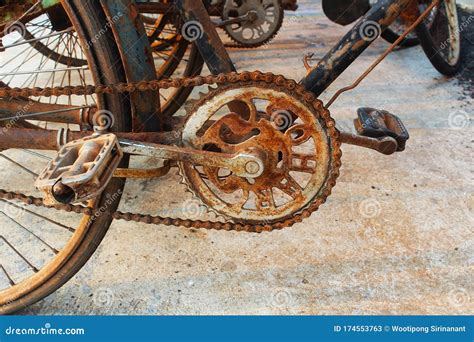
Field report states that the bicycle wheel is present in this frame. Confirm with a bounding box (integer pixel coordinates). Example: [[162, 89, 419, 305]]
[[416, 0, 462, 76], [14, 0, 203, 122], [222, 0, 285, 48], [0, 1, 132, 314]]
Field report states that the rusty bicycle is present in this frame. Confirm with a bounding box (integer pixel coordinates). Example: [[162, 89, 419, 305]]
[[0, 0, 462, 313]]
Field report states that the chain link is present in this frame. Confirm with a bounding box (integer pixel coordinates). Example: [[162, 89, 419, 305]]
[[0, 71, 342, 233]]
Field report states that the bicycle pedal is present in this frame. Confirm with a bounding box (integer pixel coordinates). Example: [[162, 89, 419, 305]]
[[35, 134, 123, 205], [354, 107, 409, 151]]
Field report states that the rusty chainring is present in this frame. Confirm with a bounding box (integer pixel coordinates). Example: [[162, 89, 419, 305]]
[[179, 82, 340, 225], [0, 71, 342, 233]]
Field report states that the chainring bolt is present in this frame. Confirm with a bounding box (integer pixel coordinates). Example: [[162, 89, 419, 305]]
[[245, 160, 261, 175]]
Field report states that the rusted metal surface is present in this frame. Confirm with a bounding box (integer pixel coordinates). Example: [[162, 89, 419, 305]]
[[0, 1, 43, 38], [114, 160, 172, 179], [325, 0, 440, 108], [35, 134, 123, 205], [339, 132, 398, 155], [135, 2, 223, 16], [0, 71, 341, 233], [399, 0, 421, 23], [302, 0, 414, 96], [120, 139, 264, 178], [0, 0, 425, 231], [220, 0, 284, 48], [180, 80, 340, 223], [0, 127, 181, 150], [0, 99, 94, 125], [175, 0, 236, 74], [135, 1, 173, 14], [100, 0, 160, 132]]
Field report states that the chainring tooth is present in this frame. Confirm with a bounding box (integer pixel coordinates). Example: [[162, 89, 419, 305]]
[[178, 75, 341, 229]]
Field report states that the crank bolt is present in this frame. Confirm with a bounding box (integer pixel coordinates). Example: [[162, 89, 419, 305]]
[[245, 161, 261, 175]]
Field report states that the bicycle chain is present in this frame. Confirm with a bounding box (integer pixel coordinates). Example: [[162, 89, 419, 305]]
[[0, 71, 342, 233]]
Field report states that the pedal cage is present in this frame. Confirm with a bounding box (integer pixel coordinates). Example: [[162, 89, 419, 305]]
[[354, 107, 409, 151], [35, 134, 123, 205]]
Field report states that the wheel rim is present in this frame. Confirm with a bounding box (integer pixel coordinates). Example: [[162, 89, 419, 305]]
[[429, 0, 461, 66], [439, 0, 461, 66]]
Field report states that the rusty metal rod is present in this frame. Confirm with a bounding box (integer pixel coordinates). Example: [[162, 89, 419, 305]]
[[175, 0, 236, 75], [0, 128, 181, 151], [325, 0, 440, 108], [302, 0, 414, 96], [339, 131, 398, 155]]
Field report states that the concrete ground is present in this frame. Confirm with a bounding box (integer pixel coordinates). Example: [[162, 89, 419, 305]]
[[17, 0, 474, 314]]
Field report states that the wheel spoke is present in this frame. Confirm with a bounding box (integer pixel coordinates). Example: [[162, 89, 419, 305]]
[[1, 212, 59, 254], [0, 199, 75, 233], [0, 154, 38, 177], [1, 28, 75, 51], [0, 236, 39, 272], [0, 65, 88, 77], [0, 265, 15, 286]]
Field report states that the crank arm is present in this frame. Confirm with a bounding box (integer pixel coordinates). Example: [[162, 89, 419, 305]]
[[119, 139, 264, 178], [339, 132, 398, 155]]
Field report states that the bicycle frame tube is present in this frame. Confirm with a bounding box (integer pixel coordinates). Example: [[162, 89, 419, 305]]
[[99, 0, 161, 132], [301, 0, 414, 96], [175, 0, 237, 74], [176, 0, 415, 100]]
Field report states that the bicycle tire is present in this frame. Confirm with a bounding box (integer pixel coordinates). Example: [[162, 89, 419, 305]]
[[416, 0, 462, 76]]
